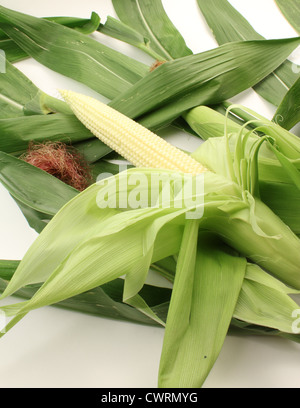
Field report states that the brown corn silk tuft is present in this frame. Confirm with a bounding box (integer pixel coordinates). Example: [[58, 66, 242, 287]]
[[21, 142, 92, 191], [150, 60, 167, 72]]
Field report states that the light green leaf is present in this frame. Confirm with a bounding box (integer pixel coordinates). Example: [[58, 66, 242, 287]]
[[1, 167, 300, 340], [0, 169, 187, 300], [191, 108, 300, 234], [159, 231, 246, 388], [183, 105, 246, 141], [234, 263, 300, 333]]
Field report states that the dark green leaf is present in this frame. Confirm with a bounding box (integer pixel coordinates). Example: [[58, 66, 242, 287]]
[[0, 60, 45, 118], [0, 5, 149, 100], [73, 138, 112, 164], [273, 76, 300, 130], [112, 0, 193, 60], [0, 151, 78, 216], [109, 38, 300, 130], [0, 114, 102, 156], [99, 16, 163, 61], [55, 12, 100, 35], [197, 0, 300, 106], [0, 38, 27, 63], [0, 13, 102, 63], [0, 260, 20, 281], [13, 199, 53, 233]]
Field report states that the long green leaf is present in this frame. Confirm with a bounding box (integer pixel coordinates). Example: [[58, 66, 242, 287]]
[[234, 263, 300, 333], [275, 0, 300, 34], [109, 37, 300, 130], [98, 16, 164, 61], [0, 38, 27, 63], [196, 0, 300, 106], [0, 60, 47, 118], [1, 259, 298, 343], [0, 5, 148, 100], [0, 13, 101, 63], [0, 59, 72, 118], [0, 114, 99, 156], [273, 76, 300, 130], [0, 60, 111, 161], [111, 0, 193, 60], [0, 266, 169, 327], [1, 166, 300, 338], [0, 169, 186, 299], [159, 231, 246, 388], [0, 151, 78, 216], [0, 143, 106, 233]]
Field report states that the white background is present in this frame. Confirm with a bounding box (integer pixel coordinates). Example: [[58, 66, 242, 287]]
[[0, 0, 300, 388]]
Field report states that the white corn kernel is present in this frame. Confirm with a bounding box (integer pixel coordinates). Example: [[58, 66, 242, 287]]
[[60, 90, 208, 176]]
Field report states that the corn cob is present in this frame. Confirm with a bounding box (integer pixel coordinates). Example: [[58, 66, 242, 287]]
[[60, 90, 208, 176]]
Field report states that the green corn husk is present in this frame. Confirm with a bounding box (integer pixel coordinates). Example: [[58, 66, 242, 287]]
[[158, 231, 300, 387], [1, 166, 300, 333], [104, 0, 300, 133], [0, 261, 170, 327], [196, 0, 300, 106], [1, 258, 299, 345], [186, 105, 300, 235], [1, 153, 299, 388], [156, 255, 300, 339], [0, 2, 299, 389], [1, 168, 300, 388], [0, 260, 20, 281], [233, 263, 300, 334], [183, 105, 245, 141], [158, 230, 246, 388]]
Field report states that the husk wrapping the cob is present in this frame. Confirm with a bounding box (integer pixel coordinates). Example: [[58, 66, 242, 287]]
[[1, 90, 299, 388], [0, 0, 299, 389]]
